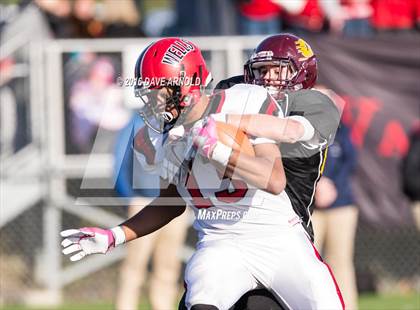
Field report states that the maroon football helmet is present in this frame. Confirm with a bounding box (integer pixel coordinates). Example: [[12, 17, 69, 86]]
[[244, 34, 317, 95]]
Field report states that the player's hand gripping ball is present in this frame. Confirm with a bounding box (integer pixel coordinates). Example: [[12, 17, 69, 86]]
[[191, 116, 255, 159], [214, 121, 255, 156]]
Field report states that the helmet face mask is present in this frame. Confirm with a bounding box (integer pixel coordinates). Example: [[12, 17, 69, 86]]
[[136, 86, 184, 133], [247, 58, 300, 97]]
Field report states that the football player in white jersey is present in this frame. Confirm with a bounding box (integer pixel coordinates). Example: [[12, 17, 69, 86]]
[[61, 38, 343, 310]]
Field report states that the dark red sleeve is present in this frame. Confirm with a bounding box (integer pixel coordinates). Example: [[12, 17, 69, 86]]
[[133, 126, 156, 165]]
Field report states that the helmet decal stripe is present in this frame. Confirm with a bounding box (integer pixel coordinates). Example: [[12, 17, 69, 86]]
[[135, 42, 154, 83], [162, 39, 195, 66]]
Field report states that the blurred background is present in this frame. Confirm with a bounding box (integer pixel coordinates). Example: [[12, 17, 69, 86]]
[[1, 0, 419, 309]]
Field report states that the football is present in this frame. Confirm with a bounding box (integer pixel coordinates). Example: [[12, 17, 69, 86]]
[[215, 121, 255, 156]]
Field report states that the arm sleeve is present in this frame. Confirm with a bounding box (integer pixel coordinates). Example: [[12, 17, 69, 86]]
[[132, 125, 164, 173]]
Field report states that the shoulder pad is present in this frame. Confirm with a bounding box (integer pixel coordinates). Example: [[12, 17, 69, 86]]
[[213, 75, 244, 92]]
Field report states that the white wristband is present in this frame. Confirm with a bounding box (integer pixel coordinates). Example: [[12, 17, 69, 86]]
[[288, 115, 315, 141], [111, 226, 126, 246], [211, 142, 232, 166]]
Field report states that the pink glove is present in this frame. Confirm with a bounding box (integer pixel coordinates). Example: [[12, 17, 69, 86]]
[[61, 227, 115, 262], [191, 117, 218, 158]]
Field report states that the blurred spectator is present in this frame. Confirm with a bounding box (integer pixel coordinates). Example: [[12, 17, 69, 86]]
[[371, 0, 418, 32], [172, 0, 237, 36], [35, 0, 104, 38], [402, 123, 420, 230], [322, 0, 373, 37], [140, 0, 177, 37], [34, 0, 73, 37], [312, 124, 359, 310], [98, 0, 144, 37], [282, 0, 374, 37], [237, 0, 282, 35], [72, 0, 106, 37], [341, 0, 373, 37], [113, 115, 188, 310], [68, 55, 129, 153], [283, 0, 324, 33]]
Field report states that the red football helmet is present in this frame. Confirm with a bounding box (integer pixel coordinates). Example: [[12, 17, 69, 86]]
[[244, 34, 317, 96], [134, 38, 211, 133]]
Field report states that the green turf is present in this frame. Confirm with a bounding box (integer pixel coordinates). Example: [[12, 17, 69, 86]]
[[0, 302, 146, 310], [2, 294, 419, 310], [359, 293, 419, 310]]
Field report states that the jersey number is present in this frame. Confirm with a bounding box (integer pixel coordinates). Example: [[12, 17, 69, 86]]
[[185, 173, 248, 209]]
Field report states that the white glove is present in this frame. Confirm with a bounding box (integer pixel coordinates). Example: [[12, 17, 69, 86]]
[[61, 226, 125, 261]]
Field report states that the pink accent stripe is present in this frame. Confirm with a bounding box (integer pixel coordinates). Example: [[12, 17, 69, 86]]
[[309, 240, 345, 310]]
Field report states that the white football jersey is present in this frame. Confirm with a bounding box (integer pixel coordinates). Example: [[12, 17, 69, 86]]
[[133, 119, 192, 184], [135, 84, 300, 240]]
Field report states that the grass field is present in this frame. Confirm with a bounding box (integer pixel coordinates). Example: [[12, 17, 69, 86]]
[[358, 293, 419, 310], [2, 294, 419, 310]]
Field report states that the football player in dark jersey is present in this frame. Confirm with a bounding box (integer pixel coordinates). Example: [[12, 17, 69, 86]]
[[218, 33, 340, 243], [180, 34, 341, 310]]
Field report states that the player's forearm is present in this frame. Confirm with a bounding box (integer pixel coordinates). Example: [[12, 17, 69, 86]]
[[60, 200, 186, 262], [120, 200, 186, 242], [214, 152, 286, 195], [227, 114, 305, 143]]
